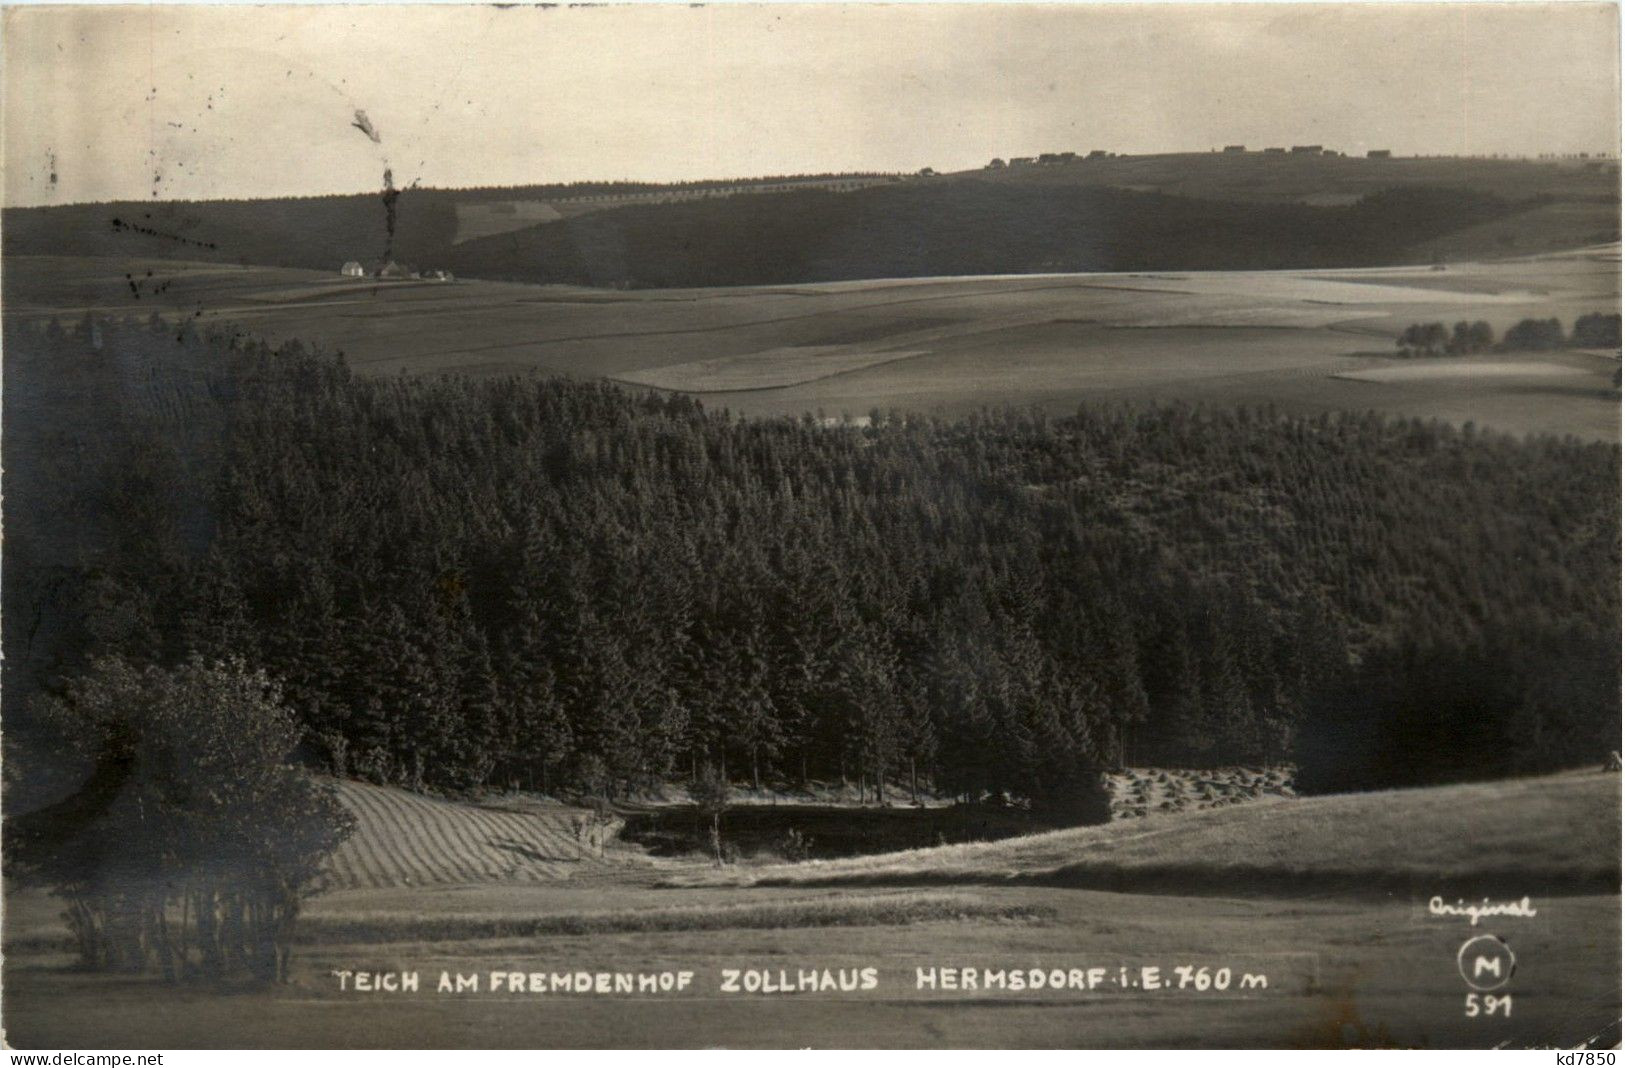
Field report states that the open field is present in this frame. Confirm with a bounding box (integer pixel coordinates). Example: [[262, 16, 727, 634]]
[[5, 887, 1617, 1048], [4, 770, 1618, 1047], [612, 345, 929, 392], [1334, 361, 1592, 384], [6, 245, 1619, 440]]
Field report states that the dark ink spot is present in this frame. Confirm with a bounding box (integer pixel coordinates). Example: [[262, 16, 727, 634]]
[[380, 168, 401, 259], [352, 109, 382, 144], [110, 216, 219, 251]]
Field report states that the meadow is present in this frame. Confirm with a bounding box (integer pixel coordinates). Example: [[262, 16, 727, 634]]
[[6, 244, 1619, 441], [4, 770, 1618, 1048]]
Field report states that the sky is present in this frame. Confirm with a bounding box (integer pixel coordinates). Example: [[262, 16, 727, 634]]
[[3, 2, 1620, 206]]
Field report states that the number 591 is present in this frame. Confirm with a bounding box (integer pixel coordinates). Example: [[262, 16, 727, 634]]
[[1465, 993, 1512, 1018]]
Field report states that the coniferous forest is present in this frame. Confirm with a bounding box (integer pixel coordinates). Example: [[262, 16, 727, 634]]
[[5, 315, 1619, 814]]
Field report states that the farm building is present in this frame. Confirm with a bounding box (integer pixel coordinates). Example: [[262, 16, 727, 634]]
[[1086, 150, 1109, 159], [1009, 156, 1036, 167], [1290, 145, 1324, 154], [340, 261, 365, 277], [1037, 152, 1079, 164], [1263, 147, 1286, 155], [1367, 149, 1392, 159], [1223, 145, 1247, 153], [375, 260, 413, 280]]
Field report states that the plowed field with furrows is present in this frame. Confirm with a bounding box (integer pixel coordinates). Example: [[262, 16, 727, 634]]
[[323, 780, 610, 889]]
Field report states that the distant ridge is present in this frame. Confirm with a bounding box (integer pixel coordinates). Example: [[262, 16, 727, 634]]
[[4, 155, 1615, 288]]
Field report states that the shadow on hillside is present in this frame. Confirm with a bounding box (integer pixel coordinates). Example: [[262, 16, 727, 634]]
[[622, 803, 1065, 862]]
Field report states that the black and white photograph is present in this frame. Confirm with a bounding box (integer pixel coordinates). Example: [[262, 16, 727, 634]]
[[1, 1, 1620, 1051]]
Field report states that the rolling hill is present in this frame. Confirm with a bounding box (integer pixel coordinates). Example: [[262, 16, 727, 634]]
[[4, 154, 1615, 289], [8, 245, 1616, 441]]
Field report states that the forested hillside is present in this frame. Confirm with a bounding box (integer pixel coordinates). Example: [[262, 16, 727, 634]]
[[441, 184, 1521, 287], [4, 181, 1530, 288], [5, 317, 1618, 809], [2, 191, 461, 275]]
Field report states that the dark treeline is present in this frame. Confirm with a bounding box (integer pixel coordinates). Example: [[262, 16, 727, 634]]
[[5, 316, 1618, 810], [6, 182, 1521, 289], [1396, 313, 1621, 357], [441, 173, 903, 202]]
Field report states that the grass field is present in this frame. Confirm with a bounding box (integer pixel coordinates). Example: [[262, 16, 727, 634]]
[[611, 345, 930, 392], [4, 770, 1618, 1048], [6, 244, 1618, 441], [1334, 361, 1592, 383]]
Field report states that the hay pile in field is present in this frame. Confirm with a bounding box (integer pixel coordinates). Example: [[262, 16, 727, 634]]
[[1103, 766, 1295, 821]]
